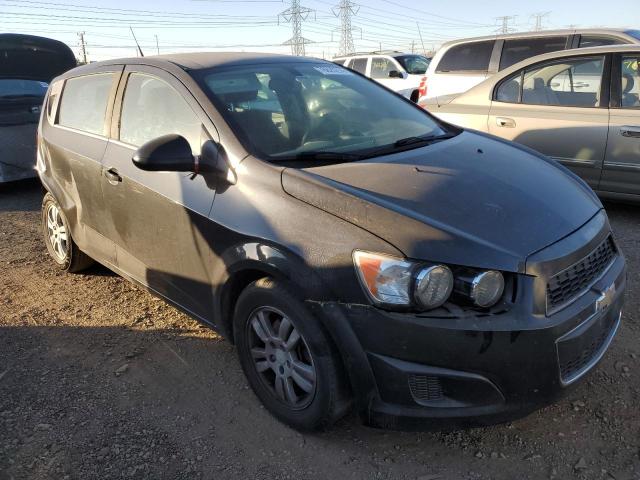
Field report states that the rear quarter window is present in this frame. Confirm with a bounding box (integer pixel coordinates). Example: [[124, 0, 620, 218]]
[[499, 37, 568, 70], [436, 41, 495, 73], [58, 73, 114, 135]]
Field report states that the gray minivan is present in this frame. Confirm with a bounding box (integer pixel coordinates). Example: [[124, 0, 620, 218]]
[[0, 34, 76, 183], [38, 53, 625, 431]]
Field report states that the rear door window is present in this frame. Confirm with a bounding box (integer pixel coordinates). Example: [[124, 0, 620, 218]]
[[499, 37, 568, 70], [349, 58, 368, 75], [119, 73, 202, 154], [436, 41, 495, 72], [621, 56, 640, 108], [522, 56, 604, 107], [58, 73, 114, 135]]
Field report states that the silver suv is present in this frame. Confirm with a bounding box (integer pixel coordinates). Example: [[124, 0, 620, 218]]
[[424, 28, 640, 100]]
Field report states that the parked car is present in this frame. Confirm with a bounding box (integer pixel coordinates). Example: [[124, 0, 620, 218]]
[[38, 53, 625, 431], [0, 34, 76, 183], [424, 28, 640, 100], [333, 51, 430, 102], [421, 45, 640, 202]]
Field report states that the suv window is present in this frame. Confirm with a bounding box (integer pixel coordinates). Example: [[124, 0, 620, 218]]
[[578, 35, 624, 48], [522, 56, 604, 107], [332, 59, 346, 66], [58, 73, 114, 135], [119, 73, 202, 153], [621, 56, 640, 108], [436, 41, 495, 72], [499, 37, 568, 70], [394, 55, 430, 74], [349, 58, 368, 75], [370, 57, 395, 79]]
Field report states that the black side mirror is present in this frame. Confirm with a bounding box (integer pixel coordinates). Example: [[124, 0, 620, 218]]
[[132, 134, 194, 172], [388, 70, 403, 78]]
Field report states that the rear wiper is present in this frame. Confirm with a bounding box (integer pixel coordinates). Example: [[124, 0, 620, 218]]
[[271, 151, 364, 162]]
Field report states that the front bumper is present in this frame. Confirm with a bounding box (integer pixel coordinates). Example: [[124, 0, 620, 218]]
[[308, 251, 625, 430]]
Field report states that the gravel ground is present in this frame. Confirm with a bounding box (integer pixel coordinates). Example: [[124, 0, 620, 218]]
[[1, 179, 639, 480]]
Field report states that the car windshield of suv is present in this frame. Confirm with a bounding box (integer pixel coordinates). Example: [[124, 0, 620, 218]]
[[0, 79, 48, 99], [394, 55, 431, 75], [196, 62, 450, 162]]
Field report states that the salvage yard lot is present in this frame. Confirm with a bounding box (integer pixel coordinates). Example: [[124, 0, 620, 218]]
[[1, 180, 639, 480]]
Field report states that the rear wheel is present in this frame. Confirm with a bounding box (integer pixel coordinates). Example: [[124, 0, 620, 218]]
[[233, 278, 349, 431], [42, 193, 93, 272]]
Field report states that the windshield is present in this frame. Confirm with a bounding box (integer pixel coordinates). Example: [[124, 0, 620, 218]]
[[394, 55, 431, 75], [0, 79, 48, 99], [626, 29, 640, 41], [195, 62, 448, 162]]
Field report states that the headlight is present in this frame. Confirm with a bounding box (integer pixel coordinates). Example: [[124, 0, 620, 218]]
[[353, 250, 505, 311], [353, 251, 414, 305], [414, 265, 454, 309], [456, 270, 505, 308]]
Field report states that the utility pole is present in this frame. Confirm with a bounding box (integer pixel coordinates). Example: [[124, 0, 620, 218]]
[[416, 22, 426, 55], [77, 31, 87, 64], [495, 15, 517, 34], [531, 12, 551, 31], [411, 40, 415, 54], [279, 0, 314, 56], [155, 34, 159, 55], [333, 0, 359, 56]]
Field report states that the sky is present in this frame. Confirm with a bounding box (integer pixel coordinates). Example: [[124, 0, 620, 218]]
[[2, 0, 639, 61]]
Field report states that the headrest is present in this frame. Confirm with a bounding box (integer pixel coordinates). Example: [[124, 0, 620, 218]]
[[622, 73, 634, 94]]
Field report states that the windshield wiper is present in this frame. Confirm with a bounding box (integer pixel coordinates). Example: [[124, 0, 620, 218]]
[[271, 151, 365, 163], [394, 133, 456, 147], [359, 133, 457, 159]]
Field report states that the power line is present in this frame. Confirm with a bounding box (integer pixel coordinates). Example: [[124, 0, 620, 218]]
[[333, 0, 358, 56], [495, 15, 517, 34], [279, 0, 314, 56], [531, 11, 551, 31]]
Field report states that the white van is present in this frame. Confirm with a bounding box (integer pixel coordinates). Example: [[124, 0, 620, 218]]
[[424, 28, 640, 100], [333, 51, 430, 102]]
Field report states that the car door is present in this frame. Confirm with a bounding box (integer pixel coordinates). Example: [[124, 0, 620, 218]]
[[370, 56, 409, 96], [488, 54, 610, 189], [43, 67, 123, 264], [100, 65, 220, 319], [600, 53, 640, 196]]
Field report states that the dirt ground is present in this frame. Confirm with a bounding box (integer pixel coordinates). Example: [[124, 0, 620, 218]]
[[0, 179, 639, 480]]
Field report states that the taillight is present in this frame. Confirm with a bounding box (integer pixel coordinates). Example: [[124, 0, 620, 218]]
[[418, 76, 427, 98]]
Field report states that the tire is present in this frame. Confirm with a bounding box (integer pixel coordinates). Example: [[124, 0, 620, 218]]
[[410, 90, 419, 103], [41, 192, 94, 273], [233, 278, 350, 431]]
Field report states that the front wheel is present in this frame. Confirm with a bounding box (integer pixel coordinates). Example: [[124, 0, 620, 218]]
[[41, 192, 93, 272], [233, 278, 349, 431]]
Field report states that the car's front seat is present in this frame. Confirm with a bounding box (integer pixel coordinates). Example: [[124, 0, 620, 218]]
[[622, 73, 640, 107]]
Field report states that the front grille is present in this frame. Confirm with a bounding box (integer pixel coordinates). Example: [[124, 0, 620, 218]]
[[547, 236, 616, 313], [558, 308, 618, 383], [408, 374, 444, 403]]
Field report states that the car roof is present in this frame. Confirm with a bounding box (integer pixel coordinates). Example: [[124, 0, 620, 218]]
[[56, 52, 325, 79], [439, 28, 637, 49], [333, 51, 425, 60]]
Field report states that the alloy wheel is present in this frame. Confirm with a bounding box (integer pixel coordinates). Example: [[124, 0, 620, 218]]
[[247, 307, 317, 409], [45, 203, 68, 262]]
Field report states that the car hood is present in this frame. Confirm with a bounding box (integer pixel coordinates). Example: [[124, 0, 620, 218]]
[[0, 34, 76, 82], [281, 131, 602, 273]]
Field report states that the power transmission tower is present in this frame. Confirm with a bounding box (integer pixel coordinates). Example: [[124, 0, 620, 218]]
[[495, 15, 517, 34], [333, 0, 359, 56], [531, 12, 551, 31], [155, 34, 160, 55], [77, 31, 87, 64], [279, 0, 314, 56]]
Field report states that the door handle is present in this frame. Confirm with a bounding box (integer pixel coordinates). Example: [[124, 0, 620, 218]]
[[104, 167, 122, 184], [620, 126, 640, 138], [574, 81, 590, 88], [496, 117, 516, 128]]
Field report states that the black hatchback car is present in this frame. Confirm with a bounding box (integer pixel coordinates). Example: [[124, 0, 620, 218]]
[[37, 53, 625, 431]]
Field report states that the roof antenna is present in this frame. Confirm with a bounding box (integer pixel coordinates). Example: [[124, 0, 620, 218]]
[[129, 26, 144, 57]]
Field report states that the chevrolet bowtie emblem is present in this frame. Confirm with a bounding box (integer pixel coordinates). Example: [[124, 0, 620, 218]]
[[596, 283, 616, 313]]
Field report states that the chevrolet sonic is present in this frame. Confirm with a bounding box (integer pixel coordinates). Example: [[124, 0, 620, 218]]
[[37, 53, 625, 431]]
